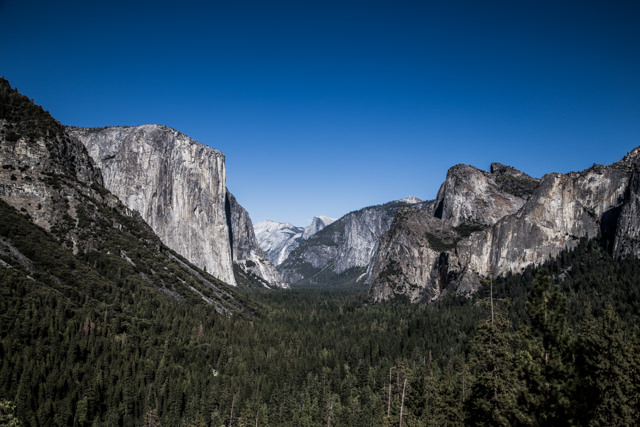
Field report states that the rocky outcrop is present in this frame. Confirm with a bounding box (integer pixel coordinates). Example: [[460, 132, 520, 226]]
[[432, 163, 538, 226], [71, 125, 286, 288], [369, 207, 463, 302], [0, 78, 106, 253], [70, 125, 237, 285], [369, 154, 640, 302], [226, 192, 286, 288], [459, 166, 629, 278]]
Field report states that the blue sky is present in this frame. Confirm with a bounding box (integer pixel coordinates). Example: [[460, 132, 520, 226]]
[[2, 0, 639, 226]]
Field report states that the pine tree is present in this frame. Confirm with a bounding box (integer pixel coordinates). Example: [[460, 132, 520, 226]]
[[575, 304, 635, 425], [466, 314, 523, 426], [519, 269, 574, 425]]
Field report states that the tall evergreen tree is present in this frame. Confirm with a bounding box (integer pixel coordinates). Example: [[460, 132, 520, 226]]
[[519, 269, 574, 425], [466, 307, 524, 425], [574, 304, 636, 425]]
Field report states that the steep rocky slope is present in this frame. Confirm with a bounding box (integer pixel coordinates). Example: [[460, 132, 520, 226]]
[[0, 78, 248, 314], [0, 80, 102, 253], [226, 192, 286, 288], [277, 200, 418, 285], [70, 125, 284, 288], [369, 153, 640, 302]]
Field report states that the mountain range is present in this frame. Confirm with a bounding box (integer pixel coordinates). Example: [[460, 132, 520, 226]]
[[368, 155, 640, 302], [2, 77, 640, 306]]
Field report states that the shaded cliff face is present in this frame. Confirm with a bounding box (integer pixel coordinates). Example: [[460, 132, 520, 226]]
[[369, 207, 463, 303], [614, 169, 640, 258], [226, 192, 287, 288], [369, 154, 640, 302], [277, 201, 410, 285], [70, 125, 237, 286]]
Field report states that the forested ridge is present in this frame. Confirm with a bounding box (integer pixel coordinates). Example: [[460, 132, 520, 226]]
[[1, 187, 640, 426]]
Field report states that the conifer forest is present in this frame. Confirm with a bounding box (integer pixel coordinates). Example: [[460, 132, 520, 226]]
[[2, 195, 639, 426]]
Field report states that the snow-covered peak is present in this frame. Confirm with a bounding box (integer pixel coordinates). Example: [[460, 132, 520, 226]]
[[254, 220, 298, 235], [398, 196, 422, 204], [255, 216, 336, 266], [254, 220, 305, 266], [302, 216, 336, 240]]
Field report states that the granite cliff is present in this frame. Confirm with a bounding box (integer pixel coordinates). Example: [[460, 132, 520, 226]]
[[0, 78, 248, 314], [226, 192, 286, 288], [70, 125, 284, 288], [432, 162, 539, 226], [369, 152, 640, 302]]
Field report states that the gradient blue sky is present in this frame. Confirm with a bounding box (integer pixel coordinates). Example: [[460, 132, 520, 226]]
[[2, 0, 639, 226]]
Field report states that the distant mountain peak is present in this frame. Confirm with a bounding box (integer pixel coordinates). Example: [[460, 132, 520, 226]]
[[302, 216, 336, 240], [398, 196, 422, 204], [255, 216, 335, 267]]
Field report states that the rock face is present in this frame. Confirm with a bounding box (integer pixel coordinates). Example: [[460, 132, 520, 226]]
[[70, 125, 237, 285], [432, 163, 538, 226], [369, 154, 640, 303], [302, 216, 335, 239], [368, 208, 460, 302], [254, 216, 334, 266], [277, 201, 413, 285], [612, 150, 640, 259], [226, 192, 286, 288], [70, 125, 286, 288]]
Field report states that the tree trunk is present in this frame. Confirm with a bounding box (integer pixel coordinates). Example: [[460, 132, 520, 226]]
[[399, 378, 407, 427]]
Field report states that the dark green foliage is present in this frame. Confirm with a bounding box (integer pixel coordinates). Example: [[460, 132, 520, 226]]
[[2, 208, 640, 425], [424, 231, 456, 252], [517, 270, 574, 425], [466, 247, 640, 426], [0, 203, 484, 426], [294, 265, 367, 287], [452, 222, 486, 238], [574, 305, 637, 425], [0, 78, 64, 141], [495, 172, 539, 198]]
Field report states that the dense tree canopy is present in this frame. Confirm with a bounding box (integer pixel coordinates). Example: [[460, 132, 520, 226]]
[[2, 208, 640, 426]]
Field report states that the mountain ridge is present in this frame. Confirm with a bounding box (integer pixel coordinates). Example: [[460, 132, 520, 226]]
[[368, 150, 640, 302]]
